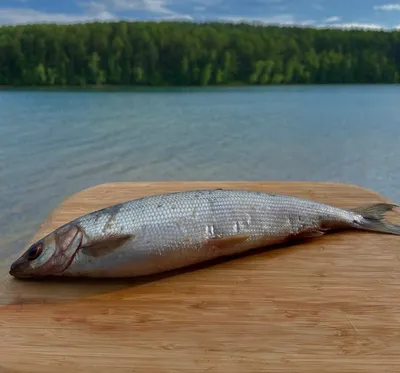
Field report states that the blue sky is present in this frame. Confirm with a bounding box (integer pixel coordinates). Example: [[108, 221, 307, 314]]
[[0, 0, 400, 29]]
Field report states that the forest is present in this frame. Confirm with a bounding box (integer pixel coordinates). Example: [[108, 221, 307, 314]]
[[0, 20, 400, 86]]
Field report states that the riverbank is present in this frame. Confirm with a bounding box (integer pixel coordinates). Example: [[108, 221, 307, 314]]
[[0, 82, 399, 91]]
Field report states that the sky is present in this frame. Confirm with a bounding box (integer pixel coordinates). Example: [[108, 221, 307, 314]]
[[0, 0, 400, 30]]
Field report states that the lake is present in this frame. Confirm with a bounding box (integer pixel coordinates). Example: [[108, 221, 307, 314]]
[[1, 85, 400, 262]]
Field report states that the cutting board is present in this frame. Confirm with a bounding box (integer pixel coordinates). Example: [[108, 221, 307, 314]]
[[1, 181, 400, 373]]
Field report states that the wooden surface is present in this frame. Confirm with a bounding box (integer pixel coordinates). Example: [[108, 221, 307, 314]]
[[1, 181, 400, 373]]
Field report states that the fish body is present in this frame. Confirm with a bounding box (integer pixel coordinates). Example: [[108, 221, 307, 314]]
[[9, 189, 400, 279]]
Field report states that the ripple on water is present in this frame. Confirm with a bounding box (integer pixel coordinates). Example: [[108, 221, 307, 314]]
[[1, 85, 400, 270]]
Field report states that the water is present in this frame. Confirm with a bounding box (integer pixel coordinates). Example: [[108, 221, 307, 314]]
[[1, 85, 400, 262]]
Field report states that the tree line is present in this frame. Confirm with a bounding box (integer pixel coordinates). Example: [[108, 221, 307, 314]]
[[0, 20, 399, 86]]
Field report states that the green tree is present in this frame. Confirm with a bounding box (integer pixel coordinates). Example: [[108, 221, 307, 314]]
[[0, 21, 399, 86]]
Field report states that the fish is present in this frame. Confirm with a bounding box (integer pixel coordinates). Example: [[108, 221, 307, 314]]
[[9, 188, 400, 279]]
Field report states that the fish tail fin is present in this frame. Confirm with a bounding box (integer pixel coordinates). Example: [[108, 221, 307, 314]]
[[350, 203, 400, 235]]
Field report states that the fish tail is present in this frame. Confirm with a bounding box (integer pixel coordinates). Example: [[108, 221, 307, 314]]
[[350, 203, 400, 235]]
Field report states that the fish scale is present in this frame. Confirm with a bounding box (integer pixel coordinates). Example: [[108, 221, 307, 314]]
[[9, 189, 400, 279]]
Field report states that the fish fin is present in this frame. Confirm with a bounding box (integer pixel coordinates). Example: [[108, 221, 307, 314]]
[[206, 234, 251, 250], [294, 229, 327, 239], [351, 203, 398, 219], [81, 235, 134, 258], [350, 203, 400, 235]]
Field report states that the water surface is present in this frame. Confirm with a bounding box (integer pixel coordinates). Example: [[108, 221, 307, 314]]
[[1, 85, 400, 263]]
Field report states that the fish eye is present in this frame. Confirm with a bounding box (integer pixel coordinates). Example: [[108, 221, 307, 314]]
[[26, 242, 43, 261]]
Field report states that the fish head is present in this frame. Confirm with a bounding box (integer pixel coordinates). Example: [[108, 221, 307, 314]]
[[9, 224, 83, 279]]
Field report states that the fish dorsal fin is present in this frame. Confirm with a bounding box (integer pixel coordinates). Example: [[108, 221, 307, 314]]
[[81, 234, 134, 258]]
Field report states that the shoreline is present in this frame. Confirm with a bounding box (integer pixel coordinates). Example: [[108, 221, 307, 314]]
[[1, 82, 399, 91]]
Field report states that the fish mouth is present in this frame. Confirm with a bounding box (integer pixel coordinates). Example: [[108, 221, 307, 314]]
[[9, 256, 32, 279]]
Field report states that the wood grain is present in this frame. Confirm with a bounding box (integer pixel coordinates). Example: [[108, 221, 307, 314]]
[[1, 181, 400, 373]]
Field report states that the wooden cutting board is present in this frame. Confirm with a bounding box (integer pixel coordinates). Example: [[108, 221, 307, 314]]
[[1, 181, 400, 373]]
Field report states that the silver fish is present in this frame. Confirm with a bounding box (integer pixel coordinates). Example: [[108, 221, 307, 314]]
[[9, 189, 400, 279]]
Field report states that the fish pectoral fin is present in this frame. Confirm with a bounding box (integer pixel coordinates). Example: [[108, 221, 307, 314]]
[[206, 234, 251, 250], [81, 234, 134, 258], [294, 228, 328, 239]]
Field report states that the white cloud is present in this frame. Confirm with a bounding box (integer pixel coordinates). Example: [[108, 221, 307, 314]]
[[0, 1, 394, 29], [218, 17, 384, 30], [0, 7, 116, 25], [219, 14, 295, 24], [81, 0, 193, 19], [218, 14, 316, 26], [324, 16, 341, 23], [82, 0, 173, 14], [0, 0, 193, 25], [320, 22, 384, 30], [373, 3, 400, 11], [300, 19, 317, 26], [161, 13, 193, 20], [112, 0, 172, 13], [79, 1, 109, 13], [220, 17, 398, 30]]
